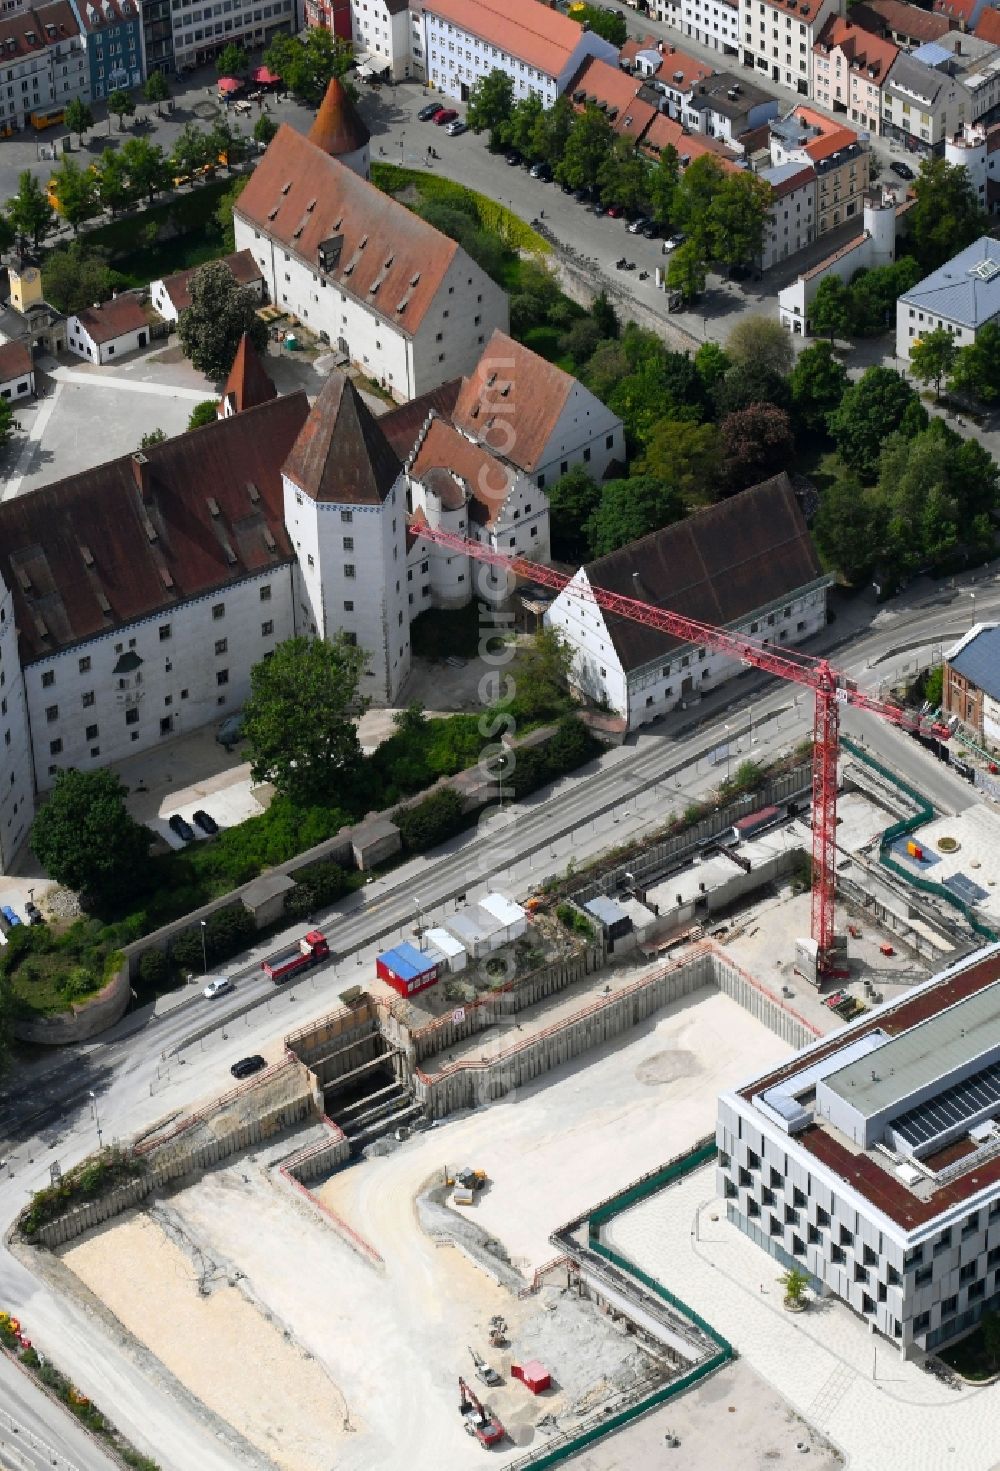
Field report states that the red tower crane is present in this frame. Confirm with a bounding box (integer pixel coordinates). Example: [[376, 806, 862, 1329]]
[[414, 524, 952, 974]]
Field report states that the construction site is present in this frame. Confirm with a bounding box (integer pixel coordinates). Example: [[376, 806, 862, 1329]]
[[17, 704, 993, 1471]]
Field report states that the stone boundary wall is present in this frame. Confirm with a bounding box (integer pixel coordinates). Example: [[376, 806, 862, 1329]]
[[12, 962, 131, 1045]]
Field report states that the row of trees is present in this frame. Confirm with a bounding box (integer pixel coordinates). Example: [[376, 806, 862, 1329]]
[[465, 70, 771, 274]]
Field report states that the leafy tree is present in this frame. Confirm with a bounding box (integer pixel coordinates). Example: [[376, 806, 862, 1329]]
[[924, 665, 944, 707], [216, 42, 249, 75], [949, 319, 1000, 404], [591, 290, 619, 339], [63, 97, 95, 145], [727, 315, 793, 376], [265, 29, 354, 106], [215, 174, 249, 249], [143, 71, 170, 113], [92, 147, 132, 214], [847, 257, 921, 336], [556, 105, 613, 190], [598, 138, 649, 213], [0, 396, 12, 451], [666, 238, 706, 301], [140, 428, 167, 448], [648, 144, 680, 226], [531, 93, 574, 167], [672, 153, 727, 251], [119, 136, 171, 204], [789, 340, 849, 435], [910, 326, 958, 400], [636, 417, 723, 506], [49, 158, 99, 233], [188, 399, 220, 429], [41, 244, 116, 314], [721, 403, 795, 492], [877, 420, 997, 576], [558, 315, 603, 368], [30, 769, 149, 908], [573, 3, 627, 43], [547, 465, 602, 561], [586, 475, 686, 556], [510, 627, 573, 720], [829, 366, 928, 480], [814, 470, 880, 582], [253, 111, 277, 149], [809, 275, 852, 343], [171, 121, 212, 179], [0, 212, 13, 256], [207, 116, 246, 170], [708, 171, 771, 269], [243, 634, 368, 805], [910, 156, 986, 272], [608, 338, 708, 443], [107, 88, 135, 132], [713, 360, 791, 418], [694, 340, 730, 393], [465, 67, 514, 137], [6, 171, 54, 249], [177, 259, 268, 379], [583, 338, 629, 401], [505, 93, 544, 157]]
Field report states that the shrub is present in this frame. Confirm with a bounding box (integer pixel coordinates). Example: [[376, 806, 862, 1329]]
[[394, 788, 465, 852], [136, 947, 170, 991], [19, 1345, 40, 1368]]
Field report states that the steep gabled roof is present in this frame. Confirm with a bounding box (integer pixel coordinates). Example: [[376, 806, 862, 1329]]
[[422, 0, 601, 77], [378, 378, 462, 458], [73, 295, 148, 344], [283, 371, 401, 504], [235, 126, 460, 336], [156, 249, 263, 314], [975, 3, 1000, 41], [579, 474, 823, 673], [452, 330, 576, 473], [0, 340, 33, 382], [308, 76, 370, 156], [0, 394, 308, 664], [222, 332, 276, 414], [408, 417, 514, 528]]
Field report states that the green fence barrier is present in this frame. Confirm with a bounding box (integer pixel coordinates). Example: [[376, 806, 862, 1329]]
[[841, 737, 997, 946], [508, 1141, 730, 1470]]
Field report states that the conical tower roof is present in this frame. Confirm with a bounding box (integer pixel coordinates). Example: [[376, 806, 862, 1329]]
[[283, 371, 400, 504], [308, 77, 370, 158], [222, 333, 277, 414]]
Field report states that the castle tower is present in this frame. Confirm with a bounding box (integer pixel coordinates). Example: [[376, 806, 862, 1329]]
[[282, 371, 410, 703], [863, 193, 897, 270], [9, 256, 44, 315], [307, 77, 371, 180], [218, 333, 277, 418]]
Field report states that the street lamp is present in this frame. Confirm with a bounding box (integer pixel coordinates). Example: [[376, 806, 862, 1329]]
[[88, 1091, 103, 1150], [200, 919, 207, 975], [497, 751, 508, 807], [413, 896, 424, 950], [970, 590, 977, 624], [400, 129, 405, 165], [724, 724, 732, 782]]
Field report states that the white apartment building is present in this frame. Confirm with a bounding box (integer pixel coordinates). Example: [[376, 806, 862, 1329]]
[[545, 474, 830, 730], [718, 946, 1000, 1357], [420, 0, 617, 105], [740, 0, 842, 97], [0, 572, 35, 873], [946, 119, 1000, 212], [168, 0, 297, 70], [778, 191, 898, 333], [0, 1, 86, 131], [234, 119, 508, 401], [653, 0, 740, 57], [759, 160, 815, 268], [351, 0, 410, 80], [896, 234, 1000, 360]]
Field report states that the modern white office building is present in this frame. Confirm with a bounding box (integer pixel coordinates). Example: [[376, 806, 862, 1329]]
[[718, 944, 1000, 1356]]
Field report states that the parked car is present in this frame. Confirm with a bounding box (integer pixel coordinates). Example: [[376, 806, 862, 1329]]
[[216, 712, 244, 749], [504, 149, 521, 166], [529, 160, 552, 180], [230, 1054, 266, 1079], [168, 813, 196, 843], [192, 809, 219, 836], [890, 160, 915, 180], [203, 975, 235, 1000], [606, 203, 624, 218], [591, 200, 606, 217], [662, 233, 686, 253], [573, 186, 589, 202], [560, 179, 574, 193], [628, 216, 650, 234], [639, 219, 660, 238], [445, 119, 467, 136], [434, 107, 458, 126], [23, 900, 42, 926], [418, 102, 445, 121]]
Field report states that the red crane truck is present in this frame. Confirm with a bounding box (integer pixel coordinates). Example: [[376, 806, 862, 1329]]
[[458, 1378, 506, 1449], [263, 930, 330, 983]]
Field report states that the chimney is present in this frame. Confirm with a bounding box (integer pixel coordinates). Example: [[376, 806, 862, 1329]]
[[131, 450, 150, 498]]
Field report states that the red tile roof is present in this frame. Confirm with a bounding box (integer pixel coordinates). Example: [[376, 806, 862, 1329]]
[[934, 0, 976, 23], [642, 112, 741, 167], [73, 295, 148, 345], [423, 0, 593, 76], [0, 395, 308, 664], [451, 329, 576, 474], [769, 163, 816, 199], [655, 45, 715, 91], [975, 4, 1000, 41], [221, 333, 276, 414], [814, 15, 899, 78], [852, 0, 951, 43], [308, 75, 370, 156], [0, 1, 78, 59], [283, 370, 400, 505], [157, 250, 263, 315], [409, 417, 513, 528], [758, 0, 827, 19], [378, 379, 462, 459], [236, 126, 459, 336], [582, 473, 822, 672], [0, 340, 33, 384], [73, 0, 134, 32], [566, 56, 660, 140]]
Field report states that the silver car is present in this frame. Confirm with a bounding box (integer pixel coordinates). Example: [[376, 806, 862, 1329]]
[[203, 975, 234, 1000]]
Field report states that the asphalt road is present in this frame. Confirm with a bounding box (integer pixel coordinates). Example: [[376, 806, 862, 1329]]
[[0, 1353, 118, 1471]]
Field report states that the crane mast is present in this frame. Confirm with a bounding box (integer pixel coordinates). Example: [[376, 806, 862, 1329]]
[[413, 524, 949, 974]]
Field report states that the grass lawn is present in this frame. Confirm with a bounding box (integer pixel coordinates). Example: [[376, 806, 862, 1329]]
[[520, 323, 574, 372], [371, 163, 550, 257], [74, 175, 237, 285]]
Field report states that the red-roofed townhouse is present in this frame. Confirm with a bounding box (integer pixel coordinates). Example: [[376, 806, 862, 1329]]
[[975, 4, 1000, 43], [770, 106, 868, 238], [739, 0, 842, 97], [0, 2, 86, 132], [66, 295, 151, 365], [420, 0, 618, 105], [0, 341, 36, 403], [759, 160, 817, 267], [812, 17, 898, 135]]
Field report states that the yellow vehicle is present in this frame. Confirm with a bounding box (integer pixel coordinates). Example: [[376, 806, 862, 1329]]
[[30, 107, 64, 131]]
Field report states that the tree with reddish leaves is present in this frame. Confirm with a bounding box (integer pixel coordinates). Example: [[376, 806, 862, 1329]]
[[720, 403, 795, 494]]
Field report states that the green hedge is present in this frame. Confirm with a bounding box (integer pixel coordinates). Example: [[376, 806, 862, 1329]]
[[371, 163, 550, 254]]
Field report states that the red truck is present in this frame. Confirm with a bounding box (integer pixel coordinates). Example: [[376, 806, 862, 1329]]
[[263, 930, 330, 983]]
